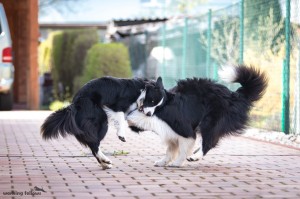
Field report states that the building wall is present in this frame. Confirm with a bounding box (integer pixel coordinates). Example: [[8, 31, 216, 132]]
[[0, 0, 39, 109]]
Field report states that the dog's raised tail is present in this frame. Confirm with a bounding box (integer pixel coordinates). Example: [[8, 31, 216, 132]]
[[41, 105, 84, 140], [218, 64, 268, 102]]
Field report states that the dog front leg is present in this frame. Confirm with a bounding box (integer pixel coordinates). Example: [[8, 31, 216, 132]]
[[114, 111, 127, 142], [103, 106, 127, 142], [187, 146, 203, 162], [168, 137, 195, 167], [154, 141, 178, 167]]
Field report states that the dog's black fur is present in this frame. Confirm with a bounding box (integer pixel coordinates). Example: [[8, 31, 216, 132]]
[[41, 77, 150, 168], [139, 65, 268, 156]]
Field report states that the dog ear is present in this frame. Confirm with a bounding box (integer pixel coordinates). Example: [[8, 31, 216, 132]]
[[156, 77, 164, 89]]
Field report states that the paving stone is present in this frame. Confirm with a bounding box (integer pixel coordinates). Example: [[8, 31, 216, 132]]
[[0, 111, 300, 198]]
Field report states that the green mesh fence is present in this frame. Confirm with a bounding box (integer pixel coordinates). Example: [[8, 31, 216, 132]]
[[243, 0, 285, 131], [290, 0, 300, 135], [129, 0, 300, 134]]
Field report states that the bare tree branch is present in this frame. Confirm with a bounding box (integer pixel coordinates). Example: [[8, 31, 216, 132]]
[[39, 0, 82, 15]]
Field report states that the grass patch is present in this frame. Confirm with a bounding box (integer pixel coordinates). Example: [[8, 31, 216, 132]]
[[113, 150, 129, 156]]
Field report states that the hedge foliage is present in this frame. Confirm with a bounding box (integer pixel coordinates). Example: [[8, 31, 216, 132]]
[[38, 32, 60, 74], [74, 43, 132, 90], [51, 29, 98, 99], [39, 29, 132, 101]]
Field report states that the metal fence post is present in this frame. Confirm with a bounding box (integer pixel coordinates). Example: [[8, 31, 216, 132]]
[[181, 17, 188, 79], [239, 0, 244, 64], [206, 9, 212, 77], [161, 22, 166, 81], [282, 0, 291, 134], [282, 59, 287, 133]]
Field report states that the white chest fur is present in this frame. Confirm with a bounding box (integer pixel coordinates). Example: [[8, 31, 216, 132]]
[[126, 110, 180, 143], [127, 110, 196, 167]]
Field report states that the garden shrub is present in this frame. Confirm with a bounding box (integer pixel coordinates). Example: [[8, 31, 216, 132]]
[[38, 31, 61, 74], [51, 29, 98, 100], [49, 100, 70, 111], [74, 43, 132, 90]]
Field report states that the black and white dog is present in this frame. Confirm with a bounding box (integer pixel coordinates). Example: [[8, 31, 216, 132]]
[[41, 77, 150, 169], [127, 65, 268, 167]]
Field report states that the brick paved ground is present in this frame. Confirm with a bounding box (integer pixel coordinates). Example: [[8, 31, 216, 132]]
[[0, 111, 300, 199]]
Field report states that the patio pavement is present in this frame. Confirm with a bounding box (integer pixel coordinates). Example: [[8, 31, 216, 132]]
[[0, 111, 300, 199]]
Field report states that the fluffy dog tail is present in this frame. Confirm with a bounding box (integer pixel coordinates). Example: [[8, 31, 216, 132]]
[[218, 64, 268, 103], [197, 65, 268, 156], [41, 105, 85, 140]]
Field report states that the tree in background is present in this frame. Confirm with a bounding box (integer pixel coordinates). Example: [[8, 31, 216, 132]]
[[198, 0, 284, 65], [245, 8, 284, 59], [39, 0, 81, 15], [244, 0, 283, 53], [140, 0, 207, 18], [199, 16, 240, 65], [244, 0, 281, 28], [172, 0, 207, 15]]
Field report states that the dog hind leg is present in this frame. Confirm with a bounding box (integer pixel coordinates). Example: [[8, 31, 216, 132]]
[[202, 132, 221, 156], [88, 142, 112, 170]]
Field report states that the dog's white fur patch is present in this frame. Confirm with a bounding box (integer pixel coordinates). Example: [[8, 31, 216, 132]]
[[103, 89, 147, 140], [126, 90, 147, 115], [143, 97, 164, 116], [218, 65, 237, 83], [127, 110, 195, 167], [96, 149, 112, 169], [103, 106, 131, 139], [136, 90, 146, 109]]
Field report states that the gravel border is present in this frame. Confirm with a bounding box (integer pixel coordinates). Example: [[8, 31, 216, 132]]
[[243, 128, 300, 149]]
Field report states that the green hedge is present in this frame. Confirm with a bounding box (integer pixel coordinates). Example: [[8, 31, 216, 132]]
[[51, 29, 98, 100], [39, 31, 60, 74], [75, 43, 132, 89]]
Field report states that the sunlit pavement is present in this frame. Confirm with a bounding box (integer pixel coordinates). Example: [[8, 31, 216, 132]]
[[0, 111, 300, 198]]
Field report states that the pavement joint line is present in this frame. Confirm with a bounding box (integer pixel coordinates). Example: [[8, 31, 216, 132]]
[[1, 111, 300, 198], [1, 154, 300, 158]]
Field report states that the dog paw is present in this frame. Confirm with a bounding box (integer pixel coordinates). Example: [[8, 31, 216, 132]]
[[118, 136, 126, 142], [168, 162, 183, 168], [154, 160, 167, 167], [187, 148, 203, 161], [102, 158, 112, 165], [187, 157, 196, 162], [101, 163, 113, 170], [187, 155, 200, 162]]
